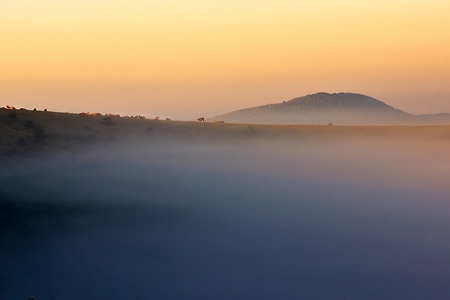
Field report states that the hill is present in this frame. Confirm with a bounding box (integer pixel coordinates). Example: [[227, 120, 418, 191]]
[[3, 107, 450, 159], [210, 92, 450, 125]]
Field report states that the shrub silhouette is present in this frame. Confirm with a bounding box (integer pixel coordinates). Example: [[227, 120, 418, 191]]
[[102, 116, 116, 126], [8, 111, 16, 119], [34, 124, 46, 143], [24, 120, 36, 130]]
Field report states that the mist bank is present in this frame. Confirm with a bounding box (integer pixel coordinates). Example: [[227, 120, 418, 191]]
[[2, 133, 450, 299]]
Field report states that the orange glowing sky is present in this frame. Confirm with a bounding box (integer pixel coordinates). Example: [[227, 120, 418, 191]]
[[1, 0, 449, 119]]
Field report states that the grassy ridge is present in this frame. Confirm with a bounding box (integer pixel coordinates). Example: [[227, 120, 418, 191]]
[[2, 108, 450, 158]]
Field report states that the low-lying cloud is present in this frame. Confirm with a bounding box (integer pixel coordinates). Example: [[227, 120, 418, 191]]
[[1, 135, 450, 299]]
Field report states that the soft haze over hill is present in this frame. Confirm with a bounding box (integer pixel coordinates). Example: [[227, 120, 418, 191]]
[[211, 92, 450, 125]]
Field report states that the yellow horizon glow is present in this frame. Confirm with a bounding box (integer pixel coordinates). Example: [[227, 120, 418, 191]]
[[1, 0, 449, 118]]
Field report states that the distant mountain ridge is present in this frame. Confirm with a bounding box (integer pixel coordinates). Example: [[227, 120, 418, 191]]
[[210, 92, 450, 125]]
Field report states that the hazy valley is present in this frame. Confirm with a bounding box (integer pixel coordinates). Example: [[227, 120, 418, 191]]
[[2, 104, 450, 299]]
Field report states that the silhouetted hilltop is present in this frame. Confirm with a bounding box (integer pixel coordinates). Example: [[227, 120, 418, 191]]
[[286, 93, 400, 111], [211, 92, 417, 125]]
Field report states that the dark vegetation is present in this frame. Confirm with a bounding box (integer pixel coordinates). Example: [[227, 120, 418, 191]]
[[0, 108, 147, 158], [102, 116, 116, 126], [8, 111, 17, 119], [2, 107, 450, 159]]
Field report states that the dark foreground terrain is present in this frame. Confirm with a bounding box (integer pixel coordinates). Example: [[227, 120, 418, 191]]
[[1, 108, 450, 299], [2, 107, 450, 158]]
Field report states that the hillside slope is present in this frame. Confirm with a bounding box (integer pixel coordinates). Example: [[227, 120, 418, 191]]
[[4, 107, 450, 159], [211, 93, 449, 125]]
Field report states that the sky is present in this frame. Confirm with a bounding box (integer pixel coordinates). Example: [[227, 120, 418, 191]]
[[1, 0, 449, 119]]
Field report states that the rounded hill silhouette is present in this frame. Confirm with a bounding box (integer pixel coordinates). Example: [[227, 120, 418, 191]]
[[286, 92, 396, 110], [211, 92, 410, 125]]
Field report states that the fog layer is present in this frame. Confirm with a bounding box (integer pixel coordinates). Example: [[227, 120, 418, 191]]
[[1, 136, 450, 299]]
